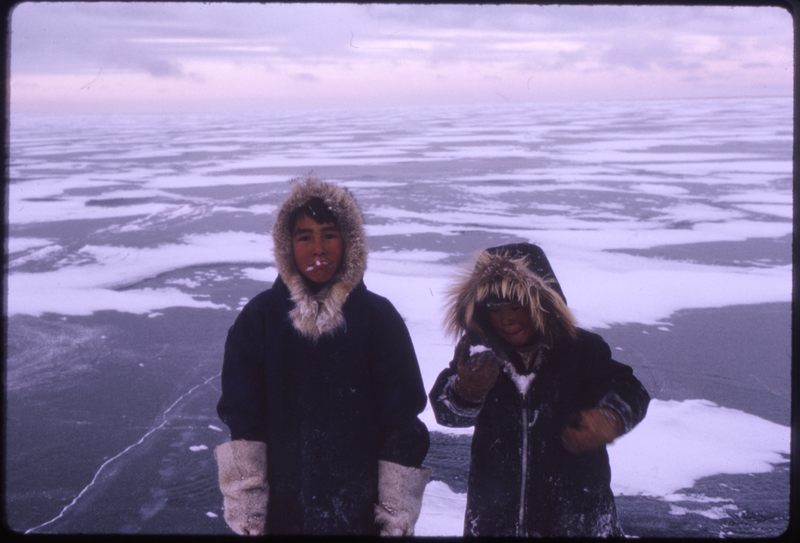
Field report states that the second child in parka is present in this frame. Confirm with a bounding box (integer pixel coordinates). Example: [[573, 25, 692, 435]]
[[429, 243, 650, 537]]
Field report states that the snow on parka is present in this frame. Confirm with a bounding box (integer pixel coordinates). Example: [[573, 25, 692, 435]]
[[429, 243, 650, 537], [217, 177, 429, 535]]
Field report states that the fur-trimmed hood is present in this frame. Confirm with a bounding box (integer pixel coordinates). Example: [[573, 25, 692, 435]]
[[445, 243, 576, 346], [272, 175, 367, 339]]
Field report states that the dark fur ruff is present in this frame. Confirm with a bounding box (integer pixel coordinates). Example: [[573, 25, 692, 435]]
[[272, 175, 367, 339], [445, 249, 577, 345]]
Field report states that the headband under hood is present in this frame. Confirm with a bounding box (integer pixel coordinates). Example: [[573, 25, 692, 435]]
[[272, 175, 367, 339]]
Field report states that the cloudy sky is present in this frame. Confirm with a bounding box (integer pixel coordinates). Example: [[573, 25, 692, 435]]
[[8, 2, 794, 114]]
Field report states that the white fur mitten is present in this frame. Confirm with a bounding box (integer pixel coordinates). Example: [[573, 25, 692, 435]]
[[374, 460, 430, 536], [214, 440, 268, 536]]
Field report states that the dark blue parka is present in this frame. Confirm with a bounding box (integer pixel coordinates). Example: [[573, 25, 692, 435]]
[[430, 243, 650, 537], [217, 179, 429, 535]]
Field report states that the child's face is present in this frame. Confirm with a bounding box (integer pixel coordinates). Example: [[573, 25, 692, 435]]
[[487, 303, 534, 348], [292, 213, 344, 285]]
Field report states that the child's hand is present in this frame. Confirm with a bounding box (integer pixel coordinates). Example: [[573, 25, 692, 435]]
[[561, 408, 624, 454], [452, 337, 500, 403]]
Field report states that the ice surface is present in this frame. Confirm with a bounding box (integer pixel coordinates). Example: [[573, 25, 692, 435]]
[[732, 204, 792, 219], [6, 231, 271, 316], [9, 200, 165, 224], [416, 480, 467, 536], [609, 399, 790, 498], [6, 237, 54, 253], [6, 96, 792, 534], [145, 173, 290, 189]]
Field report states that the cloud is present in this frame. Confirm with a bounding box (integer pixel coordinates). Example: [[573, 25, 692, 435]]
[[600, 37, 685, 72], [10, 3, 363, 75], [13, 3, 790, 75], [93, 39, 190, 79], [742, 61, 773, 70], [8, 2, 793, 112], [291, 72, 320, 83], [138, 57, 185, 78]]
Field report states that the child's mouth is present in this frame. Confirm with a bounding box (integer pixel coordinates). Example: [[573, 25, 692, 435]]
[[305, 258, 329, 272]]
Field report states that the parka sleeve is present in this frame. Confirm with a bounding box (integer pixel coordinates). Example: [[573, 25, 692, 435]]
[[369, 297, 430, 468], [576, 331, 650, 434], [428, 362, 484, 428], [216, 298, 269, 442]]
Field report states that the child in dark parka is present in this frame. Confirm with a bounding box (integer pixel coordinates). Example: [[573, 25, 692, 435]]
[[215, 176, 430, 536], [429, 242, 650, 537]]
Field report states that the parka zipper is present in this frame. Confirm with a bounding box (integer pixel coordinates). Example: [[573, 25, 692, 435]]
[[517, 405, 528, 536], [503, 351, 542, 537], [505, 348, 542, 537], [517, 390, 538, 537]]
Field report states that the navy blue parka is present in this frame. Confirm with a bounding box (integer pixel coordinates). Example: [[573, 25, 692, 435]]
[[217, 179, 429, 535]]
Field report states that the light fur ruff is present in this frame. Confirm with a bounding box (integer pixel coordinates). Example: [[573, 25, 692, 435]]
[[445, 249, 577, 344], [272, 175, 367, 339]]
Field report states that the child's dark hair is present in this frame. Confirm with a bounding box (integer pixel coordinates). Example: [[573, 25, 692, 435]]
[[290, 197, 338, 230]]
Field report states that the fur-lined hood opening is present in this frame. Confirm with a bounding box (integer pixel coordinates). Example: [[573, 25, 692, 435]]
[[445, 243, 577, 346], [272, 175, 367, 339]]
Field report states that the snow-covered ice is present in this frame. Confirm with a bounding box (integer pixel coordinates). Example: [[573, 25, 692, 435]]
[[6, 96, 791, 535]]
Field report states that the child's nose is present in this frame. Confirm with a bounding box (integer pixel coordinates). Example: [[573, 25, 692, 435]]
[[501, 310, 516, 324]]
